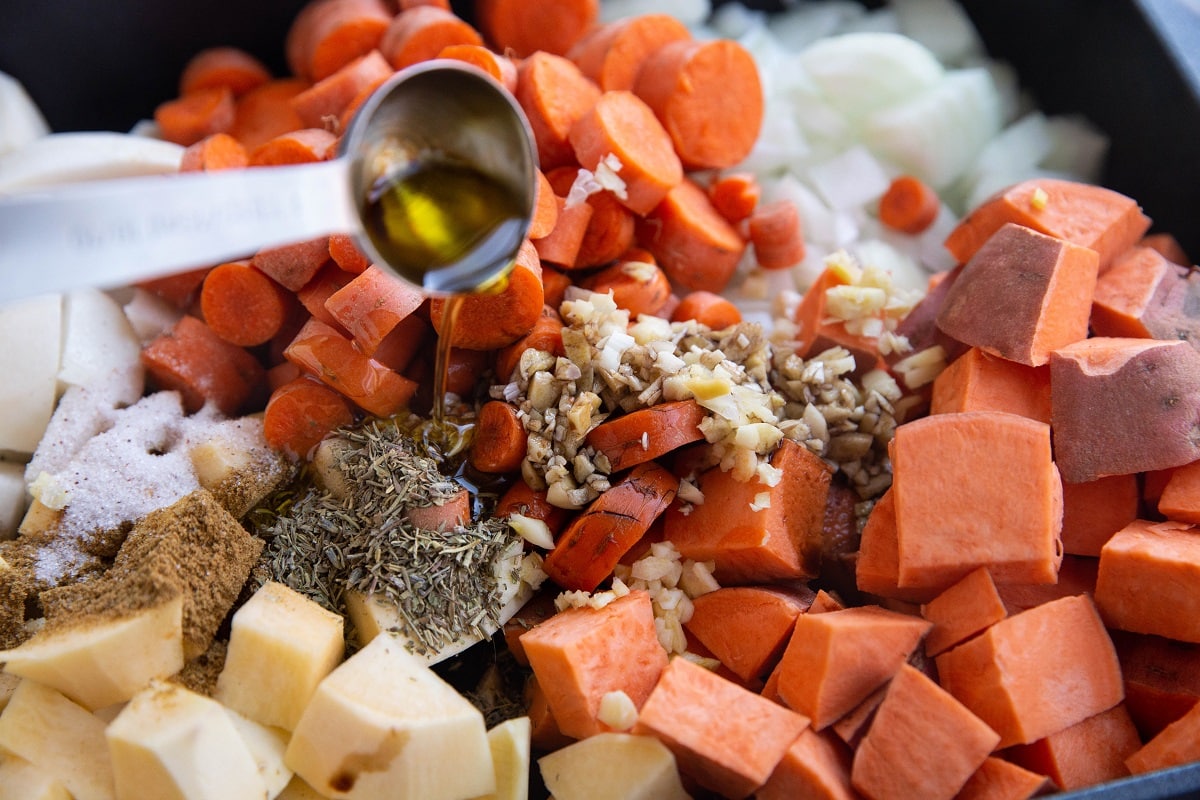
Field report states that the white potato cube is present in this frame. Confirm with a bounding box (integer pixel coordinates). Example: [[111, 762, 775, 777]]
[[285, 633, 495, 800], [0, 671, 20, 711], [538, 733, 692, 800], [225, 709, 294, 799], [0, 679, 115, 800], [276, 776, 330, 799], [0, 293, 62, 455], [0, 593, 184, 711], [0, 751, 71, 800], [107, 681, 267, 800], [474, 716, 531, 800], [216, 581, 344, 732], [57, 288, 143, 405], [346, 545, 531, 665]]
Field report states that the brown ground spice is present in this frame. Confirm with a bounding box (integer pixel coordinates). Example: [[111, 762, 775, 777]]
[[40, 489, 263, 660], [0, 530, 113, 649], [170, 638, 228, 697]]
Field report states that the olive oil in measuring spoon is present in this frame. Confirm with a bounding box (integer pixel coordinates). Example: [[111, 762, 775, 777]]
[[362, 157, 525, 468]]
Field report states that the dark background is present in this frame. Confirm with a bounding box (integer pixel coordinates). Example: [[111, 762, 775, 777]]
[[0, 0, 1195, 255]]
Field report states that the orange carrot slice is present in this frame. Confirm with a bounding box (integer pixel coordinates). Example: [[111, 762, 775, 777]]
[[179, 132, 249, 172], [568, 90, 684, 216], [748, 199, 806, 270], [584, 399, 705, 473], [671, 290, 742, 329], [179, 46, 272, 97], [515, 52, 601, 171], [379, 5, 482, 70], [878, 174, 940, 235], [469, 401, 527, 474], [568, 14, 692, 92], [199, 260, 291, 347], [542, 461, 678, 592], [428, 239, 546, 350], [154, 86, 236, 147], [632, 38, 763, 170], [637, 177, 746, 294], [476, 0, 598, 58], [141, 315, 266, 416], [323, 264, 425, 355], [262, 375, 355, 459], [283, 317, 418, 417], [286, 0, 392, 82]]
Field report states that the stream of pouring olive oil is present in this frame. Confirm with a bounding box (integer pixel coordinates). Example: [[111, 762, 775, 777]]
[[360, 154, 528, 475]]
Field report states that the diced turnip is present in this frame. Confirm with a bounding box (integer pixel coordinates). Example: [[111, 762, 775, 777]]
[[122, 288, 182, 345], [0, 293, 62, 455], [58, 288, 144, 406], [0, 132, 182, 193]]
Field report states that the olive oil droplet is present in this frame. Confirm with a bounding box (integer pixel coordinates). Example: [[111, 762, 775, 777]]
[[362, 158, 525, 293]]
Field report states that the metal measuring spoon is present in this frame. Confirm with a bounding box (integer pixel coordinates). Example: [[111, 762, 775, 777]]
[[0, 60, 537, 302]]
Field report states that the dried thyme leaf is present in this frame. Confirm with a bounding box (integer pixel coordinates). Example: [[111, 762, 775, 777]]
[[251, 418, 521, 657]]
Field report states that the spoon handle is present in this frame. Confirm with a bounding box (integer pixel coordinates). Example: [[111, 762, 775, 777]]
[[0, 158, 357, 303]]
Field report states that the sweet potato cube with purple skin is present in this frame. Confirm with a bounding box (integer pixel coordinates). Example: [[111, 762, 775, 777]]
[[1049, 336, 1200, 483], [1091, 246, 1200, 349], [937, 223, 1099, 367]]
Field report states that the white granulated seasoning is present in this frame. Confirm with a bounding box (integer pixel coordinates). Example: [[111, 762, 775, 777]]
[[28, 392, 253, 585]]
